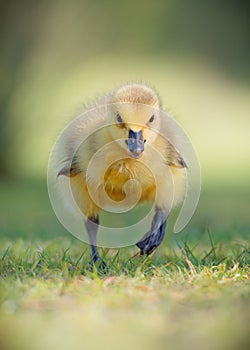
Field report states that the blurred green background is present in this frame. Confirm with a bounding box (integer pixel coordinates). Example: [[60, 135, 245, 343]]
[[0, 3, 249, 350], [0, 0, 250, 241]]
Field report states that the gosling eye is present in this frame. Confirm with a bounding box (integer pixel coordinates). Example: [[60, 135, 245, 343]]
[[148, 115, 155, 124], [116, 113, 123, 124]]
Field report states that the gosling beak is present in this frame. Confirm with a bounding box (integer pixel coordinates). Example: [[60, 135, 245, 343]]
[[127, 129, 144, 159]]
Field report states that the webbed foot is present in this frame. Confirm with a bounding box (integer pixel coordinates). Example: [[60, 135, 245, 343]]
[[136, 218, 167, 255], [88, 255, 109, 274]]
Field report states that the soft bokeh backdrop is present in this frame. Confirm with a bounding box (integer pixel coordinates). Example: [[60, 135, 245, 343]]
[[0, 3, 250, 350], [1, 0, 250, 243], [1, 0, 250, 185]]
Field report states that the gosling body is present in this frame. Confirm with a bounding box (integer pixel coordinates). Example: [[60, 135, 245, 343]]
[[58, 83, 187, 266]]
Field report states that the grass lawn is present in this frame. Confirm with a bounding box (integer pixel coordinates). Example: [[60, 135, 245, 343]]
[[0, 179, 249, 350]]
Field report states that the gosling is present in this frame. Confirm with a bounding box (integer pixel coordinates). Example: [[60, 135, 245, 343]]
[[57, 82, 187, 267]]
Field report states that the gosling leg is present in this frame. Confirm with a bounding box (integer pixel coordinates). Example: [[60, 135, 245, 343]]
[[136, 207, 168, 255]]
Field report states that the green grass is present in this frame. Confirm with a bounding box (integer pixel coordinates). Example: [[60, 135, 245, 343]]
[[0, 179, 249, 350]]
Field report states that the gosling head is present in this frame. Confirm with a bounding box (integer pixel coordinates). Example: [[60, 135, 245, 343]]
[[109, 83, 161, 159]]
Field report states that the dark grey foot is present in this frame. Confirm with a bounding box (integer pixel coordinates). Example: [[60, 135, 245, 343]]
[[88, 255, 109, 273], [136, 219, 167, 255], [84, 215, 108, 273]]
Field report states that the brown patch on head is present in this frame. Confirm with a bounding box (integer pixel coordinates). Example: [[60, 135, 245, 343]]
[[112, 83, 161, 108]]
